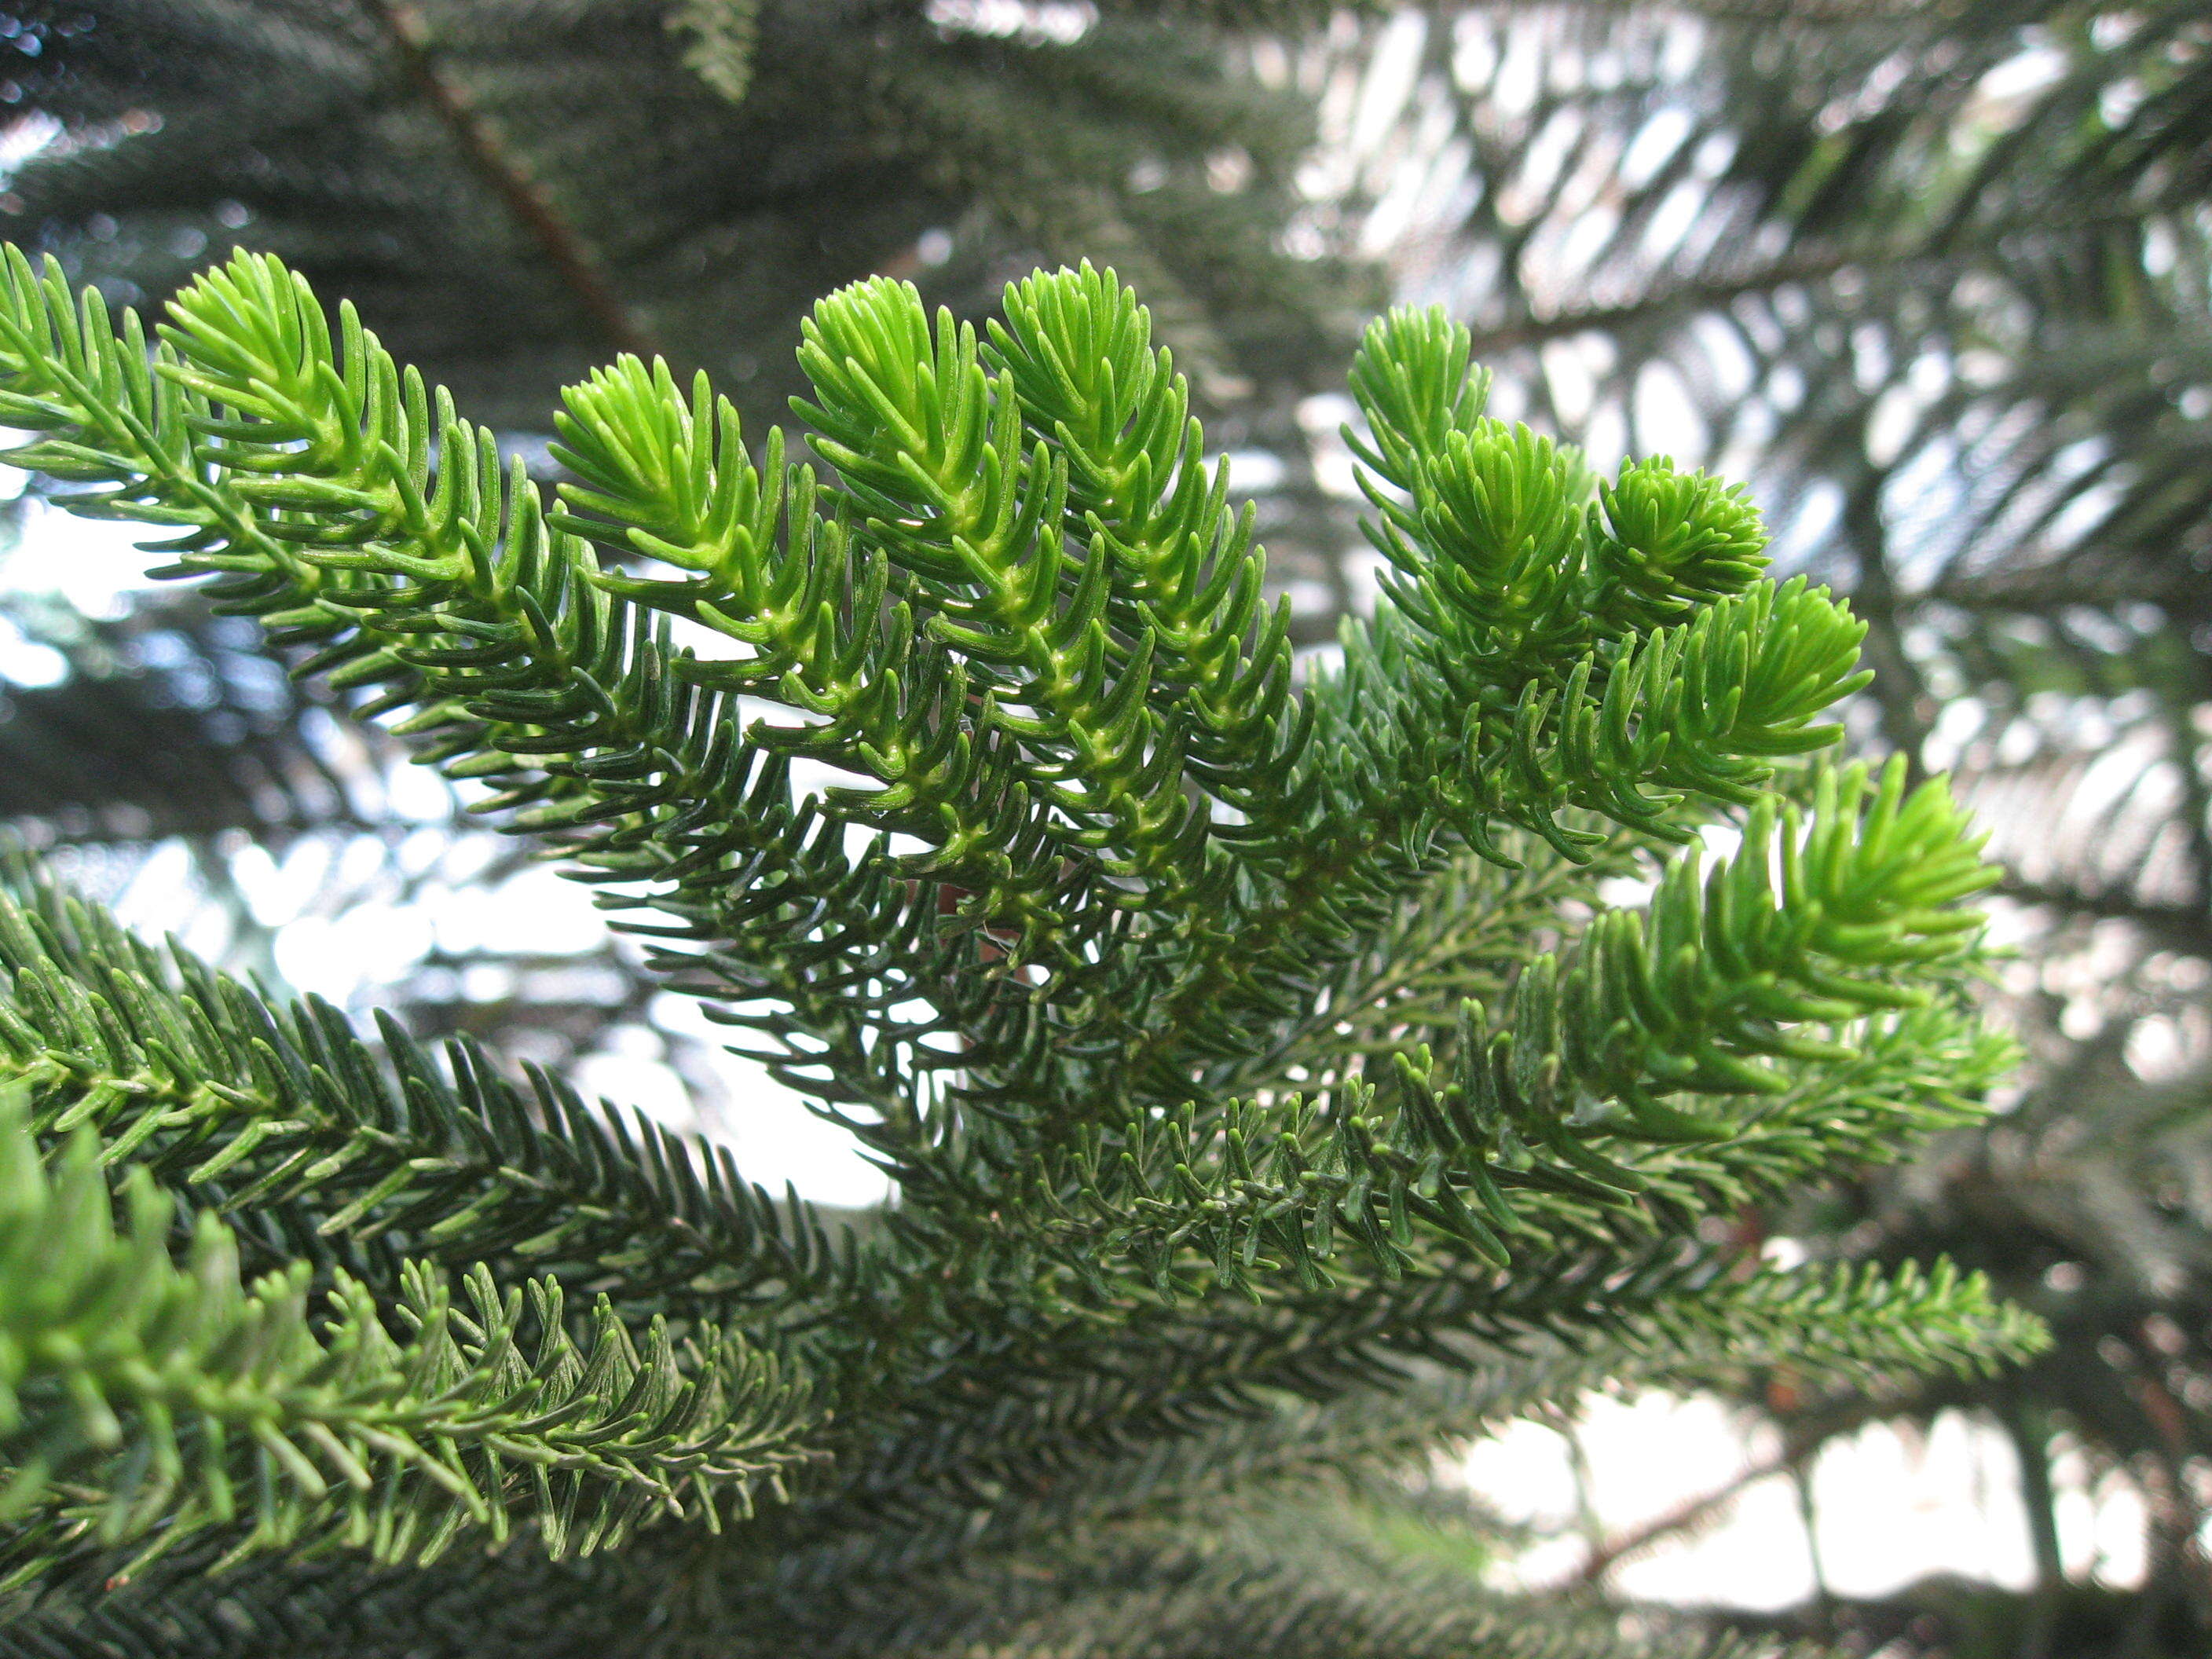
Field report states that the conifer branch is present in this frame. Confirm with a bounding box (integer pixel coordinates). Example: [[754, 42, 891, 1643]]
[[0, 1093, 822, 1585], [778, 1254, 2041, 1600], [0, 870, 834, 1318], [0, 240, 2036, 1650], [671, 0, 763, 108], [0, 244, 959, 1131]]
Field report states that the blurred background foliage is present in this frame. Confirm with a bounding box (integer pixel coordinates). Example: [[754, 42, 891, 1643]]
[[0, 1, 2208, 1654]]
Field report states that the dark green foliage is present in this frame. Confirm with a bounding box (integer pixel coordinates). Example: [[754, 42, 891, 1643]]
[[0, 868, 835, 1313], [0, 1093, 816, 1580], [0, 240, 2040, 1656], [0, 0, 1364, 430]]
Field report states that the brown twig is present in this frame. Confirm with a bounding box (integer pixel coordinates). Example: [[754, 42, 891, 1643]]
[[1574, 1438, 1807, 1585], [355, 0, 659, 360]]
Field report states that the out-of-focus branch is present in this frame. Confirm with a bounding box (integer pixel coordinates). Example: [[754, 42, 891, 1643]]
[[353, 0, 658, 358]]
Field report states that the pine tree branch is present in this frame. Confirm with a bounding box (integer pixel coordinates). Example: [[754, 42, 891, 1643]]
[[0, 230, 2038, 1649], [0, 871, 835, 1319], [0, 244, 958, 1129], [814, 988, 2022, 1528], [0, 1519, 664, 1658], [0, 1097, 823, 1585], [916, 750, 2002, 1304], [776, 1254, 2038, 1608]]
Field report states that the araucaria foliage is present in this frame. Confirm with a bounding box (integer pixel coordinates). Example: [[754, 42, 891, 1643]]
[[0, 248, 2039, 1657]]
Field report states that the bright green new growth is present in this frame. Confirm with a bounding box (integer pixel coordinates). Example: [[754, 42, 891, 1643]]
[[0, 251, 2039, 1657]]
